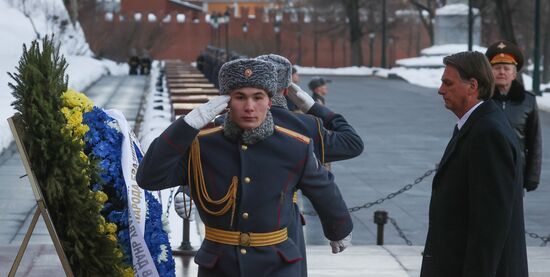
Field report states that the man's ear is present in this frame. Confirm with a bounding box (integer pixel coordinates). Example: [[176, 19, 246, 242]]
[[268, 98, 272, 108], [469, 78, 479, 93]]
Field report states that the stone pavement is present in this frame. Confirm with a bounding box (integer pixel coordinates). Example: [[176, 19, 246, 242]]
[[2, 244, 550, 276]]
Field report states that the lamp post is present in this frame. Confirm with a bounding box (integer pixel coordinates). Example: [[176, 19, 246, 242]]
[[274, 20, 281, 53], [533, 0, 541, 95], [468, 0, 473, 51], [242, 22, 249, 39], [388, 37, 394, 67], [223, 10, 230, 61], [296, 30, 302, 65], [209, 13, 219, 47], [369, 32, 375, 67], [381, 0, 387, 68]]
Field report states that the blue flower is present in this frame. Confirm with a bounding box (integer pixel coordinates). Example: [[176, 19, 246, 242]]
[[83, 107, 175, 276]]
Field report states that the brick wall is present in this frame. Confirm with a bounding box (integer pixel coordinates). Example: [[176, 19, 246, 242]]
[[81, 6, 432, 67]]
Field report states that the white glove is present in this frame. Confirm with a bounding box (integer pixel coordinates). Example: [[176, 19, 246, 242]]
[[287, 83, 315, 113], [329, 233, 351, 254], [174, 192, 195, 221], [184, 95, 230, 129]]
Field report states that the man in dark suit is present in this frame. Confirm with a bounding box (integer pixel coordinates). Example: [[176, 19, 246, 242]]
[[420, 51, 528, 277]]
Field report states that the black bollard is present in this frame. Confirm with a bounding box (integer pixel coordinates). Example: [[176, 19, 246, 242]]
[[172, 218, 197, 256], [374, 210, 388, 245]]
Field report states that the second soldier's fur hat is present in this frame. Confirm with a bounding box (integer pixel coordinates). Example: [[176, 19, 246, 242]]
[[485, 41, 524, 71], [218, 58, 277, 97], [256, 54, 292, 92]]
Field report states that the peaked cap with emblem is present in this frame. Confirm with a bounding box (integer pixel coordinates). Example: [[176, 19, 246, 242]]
[[218, 58, 278, 97], [256, 54, 292, 92], [485, 40, 524, 70]]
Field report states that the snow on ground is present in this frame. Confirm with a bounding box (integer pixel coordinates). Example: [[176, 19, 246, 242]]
[[298, 64, 550, 113], [0, 0, 126, 154]]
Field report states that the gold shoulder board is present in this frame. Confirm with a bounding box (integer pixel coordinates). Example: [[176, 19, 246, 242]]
[[275, 126, 311, 144], [198, 126, 223, 137]]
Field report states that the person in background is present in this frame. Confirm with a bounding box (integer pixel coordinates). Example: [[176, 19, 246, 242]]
[[286, 66, 300, 111], [137, 58, 353, 277], [420, 51, 527, 277], [128, 48, 140, 75], [308, 76, 331, 106], [140, 49, 152, 75], [485, 40, 542, 192]]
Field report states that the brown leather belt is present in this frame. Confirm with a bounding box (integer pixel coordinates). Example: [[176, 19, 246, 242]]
[[205, 226, 287, 247]]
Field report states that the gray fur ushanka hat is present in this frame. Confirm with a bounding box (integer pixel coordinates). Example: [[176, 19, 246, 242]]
[[218, 58, 278, 97], [256, 54, 292, 92]]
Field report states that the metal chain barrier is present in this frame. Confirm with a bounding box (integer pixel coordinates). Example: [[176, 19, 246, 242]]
[[388, 217, 413, 246], [526, 231, 550, 247], [165, 187, 175, 217], [303, 164, 438, 216]]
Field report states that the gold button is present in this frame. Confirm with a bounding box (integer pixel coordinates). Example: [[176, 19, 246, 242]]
[[240, 248, 247, 255], [241, 145, 248, 150], [244, 177, 251, 183], [242, 212, 249, 219]]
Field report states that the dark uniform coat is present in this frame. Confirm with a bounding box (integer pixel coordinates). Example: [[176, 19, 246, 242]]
[[271, 102, 364, 163], [492, 80, 542, 191], [137, 118, 353, 277], [420, 100, 528, 277]]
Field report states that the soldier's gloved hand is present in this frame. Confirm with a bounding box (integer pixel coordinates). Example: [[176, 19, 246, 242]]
[[184, 95, 230, 129], [287, 83, 315, 113], [174, 192, 194, 221], [329, 233, 352, 254]]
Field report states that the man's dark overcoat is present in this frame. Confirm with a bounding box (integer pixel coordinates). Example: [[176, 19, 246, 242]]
[[420, 100, 528, 277], [492, 80, 542, 191]]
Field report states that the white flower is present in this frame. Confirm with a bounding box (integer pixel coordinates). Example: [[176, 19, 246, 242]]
[[161, 213, 171, 236], [107, 120, 121, 132], [157, 244, 168, 263]]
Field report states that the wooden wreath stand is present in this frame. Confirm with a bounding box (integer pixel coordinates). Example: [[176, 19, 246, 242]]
[[7, 116, 74, 277]]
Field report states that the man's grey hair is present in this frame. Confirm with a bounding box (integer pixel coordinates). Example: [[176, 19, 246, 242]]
[[443, 51, 495, 100]]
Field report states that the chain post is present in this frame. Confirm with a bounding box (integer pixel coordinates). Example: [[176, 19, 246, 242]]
[[374, 210, 388, 245]]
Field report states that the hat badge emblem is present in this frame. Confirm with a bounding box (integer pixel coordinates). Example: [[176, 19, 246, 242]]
[[497, 42, 506, 49], [244, 69, 253, 78]]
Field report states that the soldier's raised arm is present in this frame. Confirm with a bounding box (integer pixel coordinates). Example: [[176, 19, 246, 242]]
[[136, 96, 229, 190], [288, 83, 364, 162]]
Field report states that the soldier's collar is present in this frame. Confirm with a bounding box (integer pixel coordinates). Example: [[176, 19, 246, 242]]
[[271, 94, 289, 110], [223, 111, 275, 145]]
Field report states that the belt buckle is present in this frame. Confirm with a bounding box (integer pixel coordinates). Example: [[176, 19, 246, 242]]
[[239, 232, 251, 247]]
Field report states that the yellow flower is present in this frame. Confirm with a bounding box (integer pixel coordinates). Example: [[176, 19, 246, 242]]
[[95, 191, 108, 204], [79, 151, 88, 162], [107, 233, 117, 241], [106, 223, 118, 234], [62, 89, 90, 109], [122, 267, 134, 277], [98, 224, 105, 234], [98, 215, 106, 225]]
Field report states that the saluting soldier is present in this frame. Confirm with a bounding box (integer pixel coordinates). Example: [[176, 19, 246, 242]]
[[485, 41, 542, 192], [178, 54, 363, 276], [137, 58, 353, 277]]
